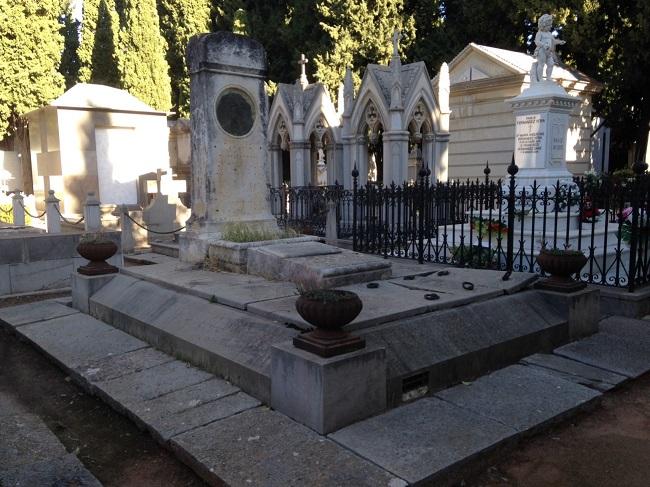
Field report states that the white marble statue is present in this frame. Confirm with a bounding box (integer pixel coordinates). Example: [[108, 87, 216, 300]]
[[316, 149, 327, 186], [533, 14, 565, 82], [368, 153, 378, 182]]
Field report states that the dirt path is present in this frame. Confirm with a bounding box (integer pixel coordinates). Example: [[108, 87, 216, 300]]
[[0, 296, 207, 487], [469, 372, 650, 487]]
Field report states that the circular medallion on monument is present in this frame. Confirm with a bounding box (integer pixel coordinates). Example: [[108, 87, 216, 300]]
[[215, 88, 255, 137]]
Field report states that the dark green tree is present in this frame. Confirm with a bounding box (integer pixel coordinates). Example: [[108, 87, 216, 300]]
[[0, 0, 65, 137], [59, 3, 81, 89], [78, 0, 121, 86], [117, 0, 171, 111], [158, 0, 211, 117]]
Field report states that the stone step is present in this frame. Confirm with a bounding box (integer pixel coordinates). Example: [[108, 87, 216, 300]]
[[330, 363, 602, 486], [150, 240, 179, 257], [0, 300, 407, 487], [88, 274, 298, 402]]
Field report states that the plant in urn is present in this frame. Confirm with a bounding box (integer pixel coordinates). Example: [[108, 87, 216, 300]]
[[76, 232, 119, 276]]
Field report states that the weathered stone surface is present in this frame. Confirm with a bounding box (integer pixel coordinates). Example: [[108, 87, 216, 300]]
[[72, 272, 117, 313], [271, 341, 386, 434], [75, 346, 175, 383], [138, 387, 260, 442], [435, 364, 601, 433], [27, 233, 79, 261], [121, 261, 297, 309], [90, 275, 297, 402], [171, 406, 405, 487], [0, 413, 67, 469], [554, 331, 650, 378], [258, 241, 342, 258], [599, 315, 650, 344], [538, 287, 600, 340], [360, 290, 567, 404], [19, 313, 147, 369], [0, 393, 25, 416], [0, 454, 102, 487], [0, 238, 24, 264], [8, 258, 74, 293], [521, 353, 627, 391], [0, 264, 11, 295], [94, 360, 214, 410], [330, 397, 516, 485], [0, 300, 78, 328]]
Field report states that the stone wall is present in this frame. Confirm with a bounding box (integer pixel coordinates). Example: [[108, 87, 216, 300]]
[[0, 231, 122, 295]]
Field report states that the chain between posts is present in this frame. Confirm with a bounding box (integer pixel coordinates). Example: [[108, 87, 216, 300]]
[[53, 204, 85, 225], [125, 213, 186, 235], [18, 201, 46, 219]]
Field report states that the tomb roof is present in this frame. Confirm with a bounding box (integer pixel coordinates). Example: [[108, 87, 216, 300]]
[[49, 83, 166, 114]]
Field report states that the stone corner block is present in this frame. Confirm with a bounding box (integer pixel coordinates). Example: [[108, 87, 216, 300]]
[[270, 340, 386, 435], [72, 272, 118, 314], [538, 286, 600, 340]]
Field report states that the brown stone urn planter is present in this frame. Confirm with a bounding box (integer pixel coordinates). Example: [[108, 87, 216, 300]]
[[77, 239, 119, 276], [536, 249, 587, 293], [293, 290, 365, 358]]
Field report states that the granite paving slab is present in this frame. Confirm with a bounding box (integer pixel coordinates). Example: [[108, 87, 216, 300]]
[[121, 261, 298, 309], [93, 360, 214, 412], [554, 331, 650, 378], [90, 275, 297, 402], [0, 454, 102, 487], [521, 353, 627, 391], [19, 313, 148, 370], [0, 299, 79, 328], [0, 413, 68, 469], [171, 406, 408, 487], [74, 347, 176, 384], [598, 315, 650, 345], [435, 364, 601, 433], [329, 397, 517, 485]]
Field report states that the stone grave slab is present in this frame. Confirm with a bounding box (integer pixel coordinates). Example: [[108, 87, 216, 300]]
[[0, 413, 68, 469], [554, 332, 650, 378], [258, 241, 342, 258], [435, 364, 601, 434], [599, 315, 650, 345], [329, 397, 516, 486], [122, 261, 298, 309], [0, 299, 79, 328], [90, 275, 297, 402], [521, 353, 627, 392], [93, 360, 214, 412], [170, 406, 406, 487], [247, 245, 392, 288], [74, 346, 175, 384], [19, 313, 147, 369]]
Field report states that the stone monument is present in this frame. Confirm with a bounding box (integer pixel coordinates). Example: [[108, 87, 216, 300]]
[[507, 14, 580, 188], [180, 32, 278, 262]]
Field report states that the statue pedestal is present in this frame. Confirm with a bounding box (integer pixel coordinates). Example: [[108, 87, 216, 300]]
[[508, 81, 581, 189]]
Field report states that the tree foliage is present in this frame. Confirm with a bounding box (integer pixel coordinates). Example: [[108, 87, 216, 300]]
[[0, 0, 65, 137], [117, 0, 172, 111], [158, 0, 211, 117], [59, 2, 81, 90], [78, 0, 121, 86]]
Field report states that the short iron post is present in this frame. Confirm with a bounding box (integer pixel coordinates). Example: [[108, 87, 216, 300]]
[[45, 190, 61, 233], [484, 160, 491, 185], [83, 192, 101, 232], [417, 164, 427, 264], [11, 189, 25, 226], [503, 154, 518, 280], [119, 204, 135, 254], [352, 165, 359, 251], [628, 161, 648, 292]]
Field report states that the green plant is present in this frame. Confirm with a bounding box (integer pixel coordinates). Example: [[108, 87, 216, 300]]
[[79, 232, 113, 244], [539, 241, 584, 256], [220, 222, 297, 243], [451, 245, 498, 268]]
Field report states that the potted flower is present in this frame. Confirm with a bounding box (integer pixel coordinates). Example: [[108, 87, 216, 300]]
[[292, 274, 365, 357], [76, 232, 119, 276], [536, 243, 587, 292]]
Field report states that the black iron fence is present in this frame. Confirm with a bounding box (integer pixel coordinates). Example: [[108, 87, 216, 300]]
[[270, 160, 650, 291]]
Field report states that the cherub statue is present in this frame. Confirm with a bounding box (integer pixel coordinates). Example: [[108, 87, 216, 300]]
[[533, 14, 565, 82]]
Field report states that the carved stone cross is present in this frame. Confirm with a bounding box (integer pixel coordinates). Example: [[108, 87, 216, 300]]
[[155, 168, 167, 194], [298, 53, 309, 85], [392, 30, 401, 58]]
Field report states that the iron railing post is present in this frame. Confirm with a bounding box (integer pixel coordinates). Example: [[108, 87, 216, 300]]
[[352, 165, 359, 251], [503, 154, 518, 280], [628, 161, 649, 292]]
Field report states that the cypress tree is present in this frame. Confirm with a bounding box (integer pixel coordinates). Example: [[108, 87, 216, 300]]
[[78, 0, 120, 86], [0, 0, 65, 137], [59, 2, 81, 89], [117, 0, 172, 111], [158, 0, 211, 118]]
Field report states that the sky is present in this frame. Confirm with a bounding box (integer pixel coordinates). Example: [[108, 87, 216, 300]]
[[71, 0, 83, 22]]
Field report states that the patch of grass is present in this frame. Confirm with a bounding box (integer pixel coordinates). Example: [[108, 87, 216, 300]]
[[221, 222, 297, 243]]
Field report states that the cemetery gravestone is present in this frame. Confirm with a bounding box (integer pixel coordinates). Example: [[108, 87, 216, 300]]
[[180, 32, 278, 263]]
